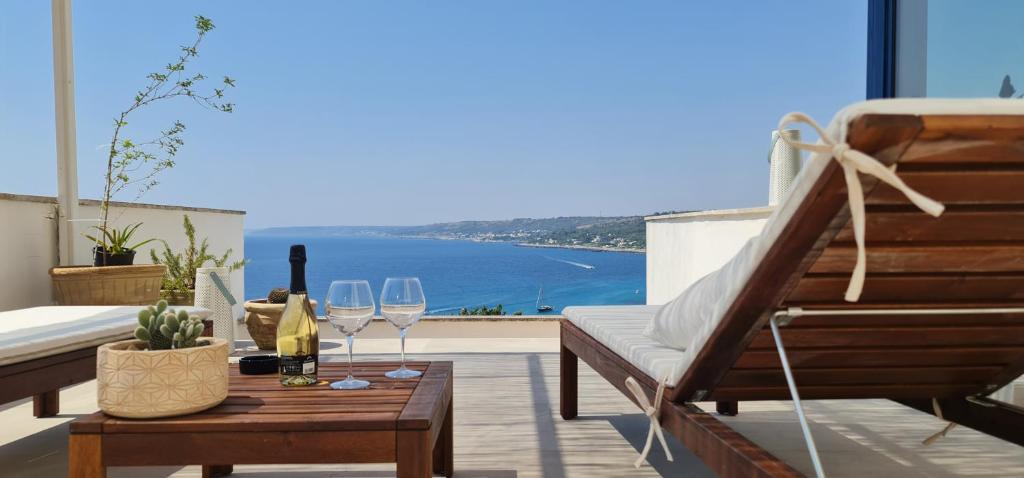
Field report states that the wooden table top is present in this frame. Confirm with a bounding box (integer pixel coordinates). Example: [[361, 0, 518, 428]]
[[71, 361, 453, 435]]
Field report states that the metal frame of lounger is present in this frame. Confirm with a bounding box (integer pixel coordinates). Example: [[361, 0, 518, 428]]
[[560, 112, 1024, 478], [773, 307, 1024, 478]]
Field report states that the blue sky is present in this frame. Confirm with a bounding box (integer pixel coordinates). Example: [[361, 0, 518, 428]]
[[1, 1, 866, 228], [925, 1, 1024, 97]]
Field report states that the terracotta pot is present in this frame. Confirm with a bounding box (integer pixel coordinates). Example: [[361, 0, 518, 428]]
[[243, 299, 317, 350], [49, 264, 166, 305], [96, 338, 229, 418], [160, 289, 196, 306]]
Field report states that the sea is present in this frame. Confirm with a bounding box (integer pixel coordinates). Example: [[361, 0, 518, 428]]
[[244, 235, 645, 315]]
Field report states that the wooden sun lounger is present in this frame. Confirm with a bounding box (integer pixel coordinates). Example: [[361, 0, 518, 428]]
[[0, 306, 211, 418], [0, 345, 118, 418], [561, 112, 1024, 477]]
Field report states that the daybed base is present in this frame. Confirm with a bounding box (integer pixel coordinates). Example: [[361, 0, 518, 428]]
[[0, 342, 123, 418]]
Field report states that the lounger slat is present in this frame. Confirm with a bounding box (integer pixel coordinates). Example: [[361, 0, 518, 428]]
[[917, 114, 1024, 137], [835, 209, 1024, 242], [788, 273, 1024, 304], [899, 140, 1024, 164], [776, 311, 1024, 328], [718, 366, 1001, 388], [747, 326, 1024, 349], [732, 347, 1024, 369], [809, 245, 1024, 274], [865, 170, 1024, 205], [709, 383, 984, 401]]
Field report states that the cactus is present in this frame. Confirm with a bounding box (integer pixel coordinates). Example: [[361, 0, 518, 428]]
[[134, 300, 206, 349], [267, 287, 289, 304]]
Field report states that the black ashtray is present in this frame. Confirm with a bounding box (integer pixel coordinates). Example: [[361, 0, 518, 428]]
[[240, 355, 278, 375]]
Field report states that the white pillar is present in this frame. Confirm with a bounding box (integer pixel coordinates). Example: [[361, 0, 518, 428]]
[[52, 0, 80, 265], [768, 129, 801, 206]]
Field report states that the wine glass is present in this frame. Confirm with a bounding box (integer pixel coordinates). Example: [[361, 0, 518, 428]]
[[324, 280, 376, 390], [380, 277, 426, 379]]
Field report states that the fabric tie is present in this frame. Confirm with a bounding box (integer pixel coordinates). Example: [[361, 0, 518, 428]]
[[778, 112, 945, 302], [624, 375, 674, 468], [922, 398, 957, 446]]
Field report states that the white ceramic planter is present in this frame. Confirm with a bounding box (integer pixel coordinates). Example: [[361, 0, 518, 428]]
[[97, 338, 229, 418]]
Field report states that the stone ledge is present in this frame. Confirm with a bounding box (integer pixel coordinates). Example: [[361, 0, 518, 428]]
[[0, 192, 246, 215], [645, 205, 773, 222]]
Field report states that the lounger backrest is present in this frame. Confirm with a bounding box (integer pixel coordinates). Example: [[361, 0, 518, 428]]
[[671, 113, 1024, 403]]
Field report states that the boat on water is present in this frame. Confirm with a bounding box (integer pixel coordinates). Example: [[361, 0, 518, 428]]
[[536, 286, 553, 312]]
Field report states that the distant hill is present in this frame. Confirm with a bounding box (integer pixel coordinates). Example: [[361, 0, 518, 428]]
[[248, 214, 682, 252]]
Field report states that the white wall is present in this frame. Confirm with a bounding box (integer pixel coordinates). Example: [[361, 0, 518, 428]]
[[645, 207, 772, 305], [0, 193, 245, 313], [0, 196, 58, 310]]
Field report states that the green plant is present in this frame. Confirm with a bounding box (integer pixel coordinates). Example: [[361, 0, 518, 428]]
[[84, 222, 157, 255], [134, 300, 206, 349], [458, 304, 523, 316], [96, 15, 235, 235], [150, 214, 247, 294], [267, 288, 289, 304]]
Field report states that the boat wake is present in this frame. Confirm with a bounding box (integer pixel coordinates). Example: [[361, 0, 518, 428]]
[[545, 256, 596, 270]]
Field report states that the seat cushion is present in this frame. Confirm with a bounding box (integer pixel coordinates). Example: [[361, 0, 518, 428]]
[[563, 305, 688, 384], [0, 306, 211, 366]]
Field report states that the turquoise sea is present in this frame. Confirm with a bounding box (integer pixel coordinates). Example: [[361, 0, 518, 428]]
[[244, 235, 645, 315]]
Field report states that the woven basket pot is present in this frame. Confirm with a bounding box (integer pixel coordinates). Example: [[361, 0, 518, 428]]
[[97, 338, 229, 418], [49, 264, 166, 305], [243, 299, 317, 350]]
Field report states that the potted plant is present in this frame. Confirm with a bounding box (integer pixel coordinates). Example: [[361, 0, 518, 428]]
[[48, 15, 235, 305], [97, 300, 229, 418], [244, 288, 317, 350], [85, 222, 157, 266], [151, 214, 247, 305]]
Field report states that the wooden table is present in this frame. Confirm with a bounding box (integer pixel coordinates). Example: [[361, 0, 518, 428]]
[[69, 361, 454, 478]]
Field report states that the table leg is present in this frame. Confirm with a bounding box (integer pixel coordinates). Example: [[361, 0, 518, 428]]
[[34, 389, 60, 417], [202, 464, 233, 477], [432, 399, 454, 478], [68, 434, 105, 478], [397, 429, 432, 478], [560, 343, 578, 420]]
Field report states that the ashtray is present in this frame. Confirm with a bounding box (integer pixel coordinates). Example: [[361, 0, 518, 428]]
[[239, 355, 279, 375]]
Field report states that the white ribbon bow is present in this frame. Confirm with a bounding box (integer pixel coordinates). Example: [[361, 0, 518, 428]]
[[624, 375, 674, 468], [778, 112, 945, 302]]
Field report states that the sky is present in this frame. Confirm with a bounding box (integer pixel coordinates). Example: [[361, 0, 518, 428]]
[[923, 1, 1024, 97], [1, 1, 867, 228]]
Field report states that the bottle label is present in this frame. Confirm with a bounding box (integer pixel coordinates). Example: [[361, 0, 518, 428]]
[[280, 355, 318, 376]]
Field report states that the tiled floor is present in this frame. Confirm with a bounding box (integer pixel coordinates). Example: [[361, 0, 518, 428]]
[[2, 340, 1022, 477]]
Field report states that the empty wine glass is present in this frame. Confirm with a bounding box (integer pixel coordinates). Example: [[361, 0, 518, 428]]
[[380, 277, 426, 379], [325, 280, 375, 390]]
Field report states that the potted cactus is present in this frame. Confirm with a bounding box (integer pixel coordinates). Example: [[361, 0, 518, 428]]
[[96, 300, 229, 418], [244, 288, 317, 350]]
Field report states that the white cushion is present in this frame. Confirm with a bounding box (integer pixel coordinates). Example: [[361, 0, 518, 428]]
[[0, 306, 211, 366], [564, 305, 688, 384]]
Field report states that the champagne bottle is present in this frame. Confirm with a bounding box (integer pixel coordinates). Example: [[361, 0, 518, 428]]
[[276, 244, 320, 386]]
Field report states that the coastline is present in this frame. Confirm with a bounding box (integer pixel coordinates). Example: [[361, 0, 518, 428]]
[[390, 234, 646, 253], [246, 231, 646, 254], [515, 243, 645, 254]]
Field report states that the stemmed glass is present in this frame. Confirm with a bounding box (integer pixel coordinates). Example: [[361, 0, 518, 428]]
[[324, 280, 376, 390], [380, 277, 426, 379]]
